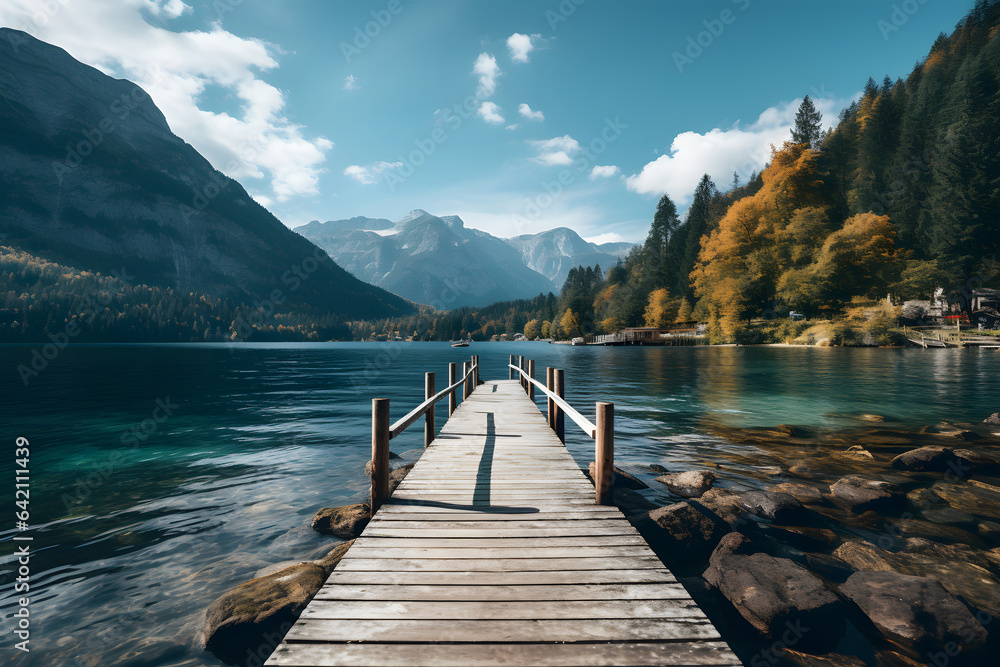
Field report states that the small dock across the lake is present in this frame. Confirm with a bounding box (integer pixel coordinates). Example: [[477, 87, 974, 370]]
[[266, 356, 739, 666]]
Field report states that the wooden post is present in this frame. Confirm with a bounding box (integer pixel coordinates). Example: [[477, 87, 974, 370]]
[[595, 402, 614, 505], [517, 355, 524, 389], [527, 359, 535, 400], [474, 355, 480, 385], [509, 355, 515, 380], [424, 372, 435, 447], [546, 367, 555, 430], [371, 398, 390, 512], [463, 361, 472, 399], [554, 368, 565, 443], [448, 362, 457, 416]]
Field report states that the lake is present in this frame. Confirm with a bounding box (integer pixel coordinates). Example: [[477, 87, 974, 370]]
[[1, 342, 997, 665]]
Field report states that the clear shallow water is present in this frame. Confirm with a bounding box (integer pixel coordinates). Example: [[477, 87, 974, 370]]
[[0, 342, 997, 666]]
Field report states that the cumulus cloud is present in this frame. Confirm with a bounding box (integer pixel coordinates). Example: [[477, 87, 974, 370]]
[[343, 161, 402, 185], [343, 74, 358, 91], [477, 101, 505, 124], [589, 165, 620, 180], [506, 32, 540, 63], [529, 135, 580, 166], [472, 52, 501, 97], [626, 96, 846, 205], [518, 103, 544, 121], [505, 123, 521, 131], [586, 232, 626, 245], [0, 0, 334, 203]]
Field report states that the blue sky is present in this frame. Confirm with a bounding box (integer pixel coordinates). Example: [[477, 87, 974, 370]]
[[1, 0, 974, 242]]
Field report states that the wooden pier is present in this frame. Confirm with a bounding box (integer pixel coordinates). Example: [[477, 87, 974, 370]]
[[266, 356, 739, 667]]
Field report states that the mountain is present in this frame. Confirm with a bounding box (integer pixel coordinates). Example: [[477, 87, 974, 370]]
[[505, 228, 635, 288], [0, 28, 412, 322], [296, 210, 557, 308]]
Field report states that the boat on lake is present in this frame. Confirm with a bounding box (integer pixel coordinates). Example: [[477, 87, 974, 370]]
[[450, 340, 470, 347]]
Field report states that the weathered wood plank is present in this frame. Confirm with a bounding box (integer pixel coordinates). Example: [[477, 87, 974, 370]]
[[336, 557, 665, 572], [312, 582, 689, 601], [343, 545, 657, 559], [352, 536, 648, 548], [266, 641, 743, 666], [301, 599, 708, 620], [319, 569, 678, 586]]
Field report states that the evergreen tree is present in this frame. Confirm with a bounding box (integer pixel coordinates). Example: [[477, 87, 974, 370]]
[[791, 95, 823, 148]]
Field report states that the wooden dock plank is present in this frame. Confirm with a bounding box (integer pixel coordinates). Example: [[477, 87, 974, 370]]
[[264, 378, 737, 667]]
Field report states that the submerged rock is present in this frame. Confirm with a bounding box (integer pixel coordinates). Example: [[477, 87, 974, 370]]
[[833, 540, 897, 572], [775, 649, 866, 666], [984, 413, 1000, 425], [761, 525, 838, 551], [311, 503, 370, 538], [739, 490, 805, 522], [203, 540, 354, 665], [767, 482, 823, 504], [655, 470, 716, 498], [642, 501, 727, 561], [884, 516, 984, 546], [648, 463, 669, 473], [839, 571, 988, 660], [692, 488, 749, 530], [890, 446, 963, 474], [931, 481, 1000, 519], [830, 476, 905, 513], [612, 487, 657, 517], [705, 550, 844, 643], [954, 448, 1000, 471]]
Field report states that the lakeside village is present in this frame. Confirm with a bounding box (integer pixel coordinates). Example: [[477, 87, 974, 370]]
[[364, 287, 1000, 349]]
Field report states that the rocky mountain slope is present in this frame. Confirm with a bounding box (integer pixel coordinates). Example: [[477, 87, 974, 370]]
[[505, 227, 634, 288], [0, 28, 411, 320]]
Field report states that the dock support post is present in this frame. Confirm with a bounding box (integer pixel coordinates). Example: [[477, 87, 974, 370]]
[[517, 355, 524, 390], [509, 355, 515, 380], [554, 368, 565, 443], [448, 362, 457, 416], [464, 361, 472, 399], [371, 398, 390, 512], [424, 372, 435, 447], [596, 402, 614, 505], [527, 359, 535, 400], [546, 367, 555, 430], [474, 355, 480, 385]]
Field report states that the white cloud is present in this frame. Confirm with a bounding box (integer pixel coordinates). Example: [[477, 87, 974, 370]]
[[505, 123, 521, 131], [343, 161, 402, 185], [343, 74, 358, 91], [589, 165, 619, 180], [626, 96, 847, 205], [507, 32, 540, 63], [472, 52, 501, 97], [586, 232, 626, 245], [529, 135, 580, 166], [477, 101, 505, 125], [518, 103, 544, 121], [0, 0, 333, 203]]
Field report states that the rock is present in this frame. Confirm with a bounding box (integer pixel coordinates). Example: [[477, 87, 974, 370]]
[[893, 553, 1000, 616], [874, 649, 930, 666], [317, 540, 354, 572], [612, 487, 656, 517], [920, 505, 977, 529], [984, 413, 1000, 425], [931, 482, 1000, 519], [739, 490, 805, 522], [654, 470, 716, 498], [762, 525, 838, 551], [388, 463, 415, 495], [311, 503, 370, 539], [363, 451, 401, 474], [692, 488, 749, 530], [648, 464, 669, 473], [902, 538, 996, 571], [891, 446, 964, 474], [830, 476, 905, 513], [774, 424, 800, 437], [833, 540, 898, 572], [884, 517, 984, 547], [774, 649, 866, 666], [587, 462, 648, 490], [906, 487, 945, 509], [954, 448, 1000, 470], [837, 445, 875, 460], [839, 571, 988, 660], [802, 552, 854, 582], [859, 414, 887, 422], [708, 531, 755, 570], [978, 520, 1000, 542], [955, 430, 982, 441], [705, 552, 844, 643], [768, 482, 823, 504], [644, 502, 727, 561]]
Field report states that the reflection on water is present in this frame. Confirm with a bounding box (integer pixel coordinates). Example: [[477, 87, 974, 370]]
[[0, 342, 997, 665]]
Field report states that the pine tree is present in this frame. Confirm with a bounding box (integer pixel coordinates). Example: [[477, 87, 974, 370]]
[[791, 95, 823, 148]]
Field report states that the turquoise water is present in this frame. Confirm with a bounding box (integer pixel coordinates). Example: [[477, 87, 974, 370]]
[[0, 343, 998, 665]]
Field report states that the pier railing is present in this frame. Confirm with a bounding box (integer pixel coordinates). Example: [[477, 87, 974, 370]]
[[370, 355, 480, 511], [508, 355, 615, 506]]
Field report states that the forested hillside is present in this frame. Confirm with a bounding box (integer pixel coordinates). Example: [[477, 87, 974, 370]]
[[366, 0, 998, 342]]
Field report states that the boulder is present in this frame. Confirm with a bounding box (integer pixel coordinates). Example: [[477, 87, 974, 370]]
[[890, 446, 963, 474], [893, 553, 1000, 616], [884, 517, 984, 547], [920, 505, 977, 529], [839, 571, 988, 659], [648, 464, 669, 473], [707, 531, 754, 570], [906, 487, 945, 509], [739, 490, 805, 522], [830, 476, 905, 513], [587, 462, 648, 490], [802, 552, 854, 582], [833, 540, 897, 572], [644, 502, 727, 560], [311, 503, 370, 538], [692, 488, 749, 530], [761, 525, 838, 551], [388, 462, 415, 494], [654, 470, 716, 498], [954, 448, 1000, 471], [874, 649, 932, 666], [767, 482, 823, 504], [930, 482, 1000, 519], [984, 413, 1000, 425], [978, 520, 1000, 543], [611, 487, 657, 517], [902, 537, 999, 573], [203, 540, 355, 665], [839, 445, 876, 460], [705, 551, 844, 643], [774, 649, 866, 666]]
